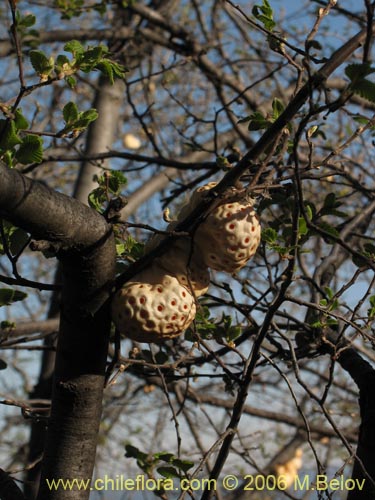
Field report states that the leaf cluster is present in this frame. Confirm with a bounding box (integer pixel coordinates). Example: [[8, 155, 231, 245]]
[[116, 235, 144, 262], [0, 109, 43, 166], [29, 40, 126, 87], [14, 10, 39, 47], [88, 170, 128, 213], [186, 306, 241, 344], [0, 220, 29, 257], [252, 0, 285, 53], [59, 101, 98, 137], [345, 63, 375, 104], [125, 444, 194, 481], [261, 191, 349, 258], [54, 0, 108, 20], [239, 98, 290, 133]]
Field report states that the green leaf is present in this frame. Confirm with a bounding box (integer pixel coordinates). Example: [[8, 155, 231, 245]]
[[324, 287, 334, 300], [72, 108, 98, 130], [16, 12, 37, 28], [124, 444, 148, 462], [252, 0, 276, 31], [96, 59, 126, 83], [352, 253, 368, 268], [364, 243, 375, 257], [272, 98, 284, 120], [351, 79, 375, 104], [80, 108, 99, 122], [56, 54, 70, 67], [318, 221, 339, 242], [326, 317, 338, 327], [29, 50, 54, 78], [305, 203, 314, 221], [64, 40, 85, 57], [2, 150, 13, 167], [65, 76, 77, 88], [117, 236, 144, 260], [246, 111, 270, 131], [171, 458, 194, 472], [63, 102, 79, 124], [0, 120, 22, 150], [16, 135, 43, 164], [310, 320, 323, 328], [14, 109, 29, 130], [88, 187, 106, 211], [262, 227, 278, 243], [157, 466, 180, 479], [8, 227, 29, 256], [323, 193, 338, 209], [367, 295, 375, 318], [298, 217, 308, 236], [0, 288, 28, 306], [107, 170, 128, 193], [345, 63, 375, 82], [96, 59, 115, 83], [155, 452, 174, 462], [56, 0, 85, 19]]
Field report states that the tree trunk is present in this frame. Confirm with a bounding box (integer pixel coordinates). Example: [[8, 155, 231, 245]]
[[0, 164, 116, 500], [336, 348, 375, 500], [25, 77, 124, 500]]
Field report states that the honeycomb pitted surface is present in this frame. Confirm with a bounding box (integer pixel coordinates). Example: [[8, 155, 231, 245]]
[[111, 265, 196, 343], [194, 198, 261, 272], [111, 182, 261, 343]]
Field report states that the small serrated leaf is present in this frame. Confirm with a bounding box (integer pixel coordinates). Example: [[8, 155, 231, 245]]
[[29, 50, 54, 77], [352, 79, 375, 104], [14, 109, 29, 130], [80, 108, 99, 122], [96, 60, 114, 84], [345, 62, 375, 82], [107, 170, 127, 193], [64, 40, 84, 56], [63, 102, 79, 124], [262, 227, 278, 243], [0, 120, 22, 149], [16, 135, 43, 164], [88, 187, 106, 211]]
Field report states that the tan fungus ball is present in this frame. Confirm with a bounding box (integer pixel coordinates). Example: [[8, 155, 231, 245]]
[[194, 199, 261, 273], [145, 234, 210, 297], [111, 265, 196, 343]]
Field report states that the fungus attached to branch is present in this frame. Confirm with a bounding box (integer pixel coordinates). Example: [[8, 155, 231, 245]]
[[111, 265, 196, 343]]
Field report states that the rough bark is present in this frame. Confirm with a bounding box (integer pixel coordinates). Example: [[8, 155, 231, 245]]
[[0, 469, 25, 500], [25, 77, 125, 500], [0, 163, 116, 500], [336, 348, 375, 500]]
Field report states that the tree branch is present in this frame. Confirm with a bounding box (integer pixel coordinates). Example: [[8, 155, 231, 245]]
[[0, 469, 25, 500]]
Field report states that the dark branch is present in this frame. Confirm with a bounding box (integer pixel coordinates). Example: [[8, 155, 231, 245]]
[[0, 469, 25, 500]]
